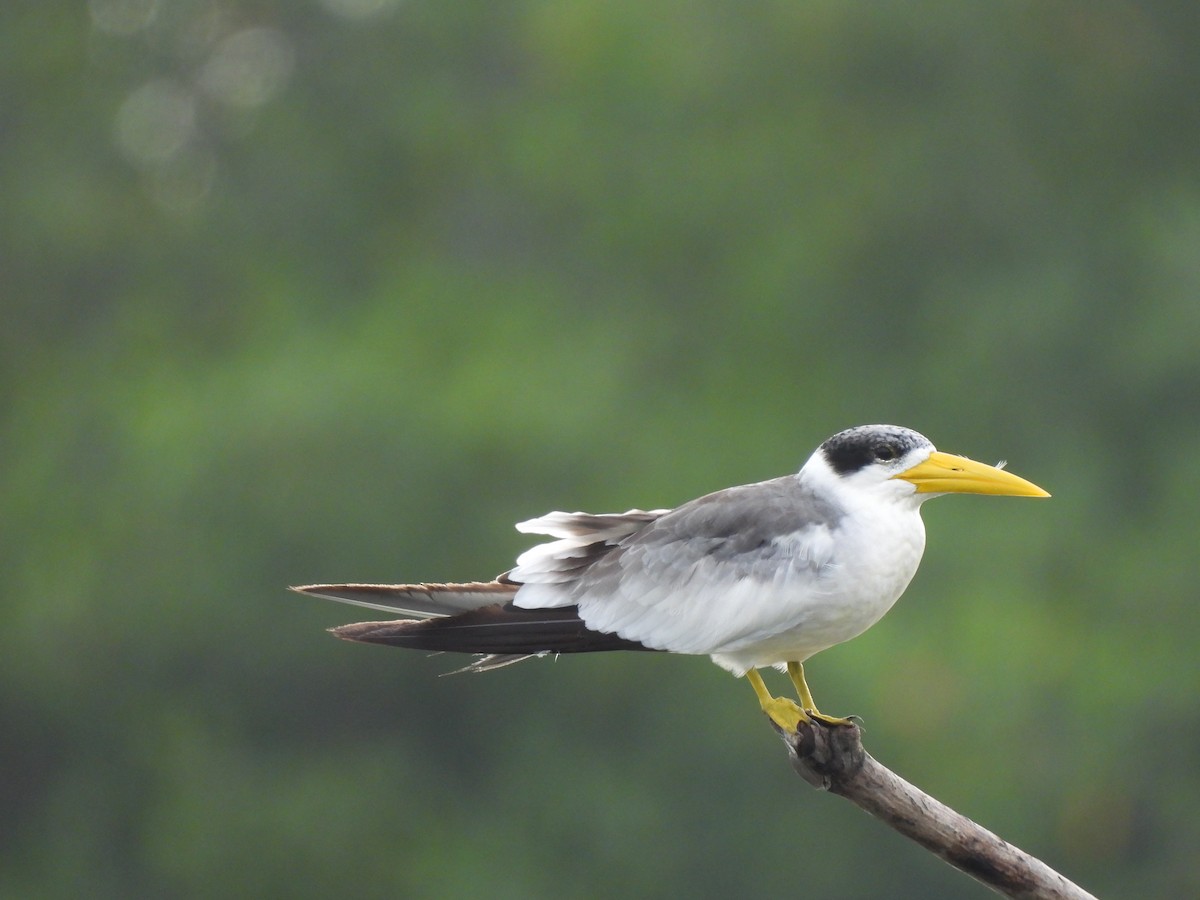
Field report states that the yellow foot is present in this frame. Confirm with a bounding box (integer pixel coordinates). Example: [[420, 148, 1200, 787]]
[[762, 696, 810, 734], [746, 667, 858, 733], [785, 661, 857, 727]]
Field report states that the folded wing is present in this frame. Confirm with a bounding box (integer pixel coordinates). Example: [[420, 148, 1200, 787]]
[[290, 581, 516, 618]]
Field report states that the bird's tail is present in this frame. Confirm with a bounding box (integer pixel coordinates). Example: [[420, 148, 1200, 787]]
[[292, 582, 657, 672]]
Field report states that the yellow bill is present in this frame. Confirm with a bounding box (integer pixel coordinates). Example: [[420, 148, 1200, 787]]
[[895, 451, 1050, 497]]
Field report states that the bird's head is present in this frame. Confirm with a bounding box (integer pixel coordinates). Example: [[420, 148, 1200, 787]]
[[811, 424, 1050, 504]]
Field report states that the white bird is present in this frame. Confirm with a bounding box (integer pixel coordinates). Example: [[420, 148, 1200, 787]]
[[293, 425, 1049, 732]]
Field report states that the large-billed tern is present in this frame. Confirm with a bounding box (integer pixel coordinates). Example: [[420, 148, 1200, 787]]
[[294, 425, 1049, 732]]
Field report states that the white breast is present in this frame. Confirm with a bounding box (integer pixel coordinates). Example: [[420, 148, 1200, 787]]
[[708, 506, 926, 673]]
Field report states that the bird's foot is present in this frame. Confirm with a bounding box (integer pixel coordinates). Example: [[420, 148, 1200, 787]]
[[747, 669, 855, 733], [782, 662, 857, 728], [761, 696, 810, 734]]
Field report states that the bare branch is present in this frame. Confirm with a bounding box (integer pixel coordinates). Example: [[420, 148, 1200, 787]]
[[780, 721, 1098, 900]]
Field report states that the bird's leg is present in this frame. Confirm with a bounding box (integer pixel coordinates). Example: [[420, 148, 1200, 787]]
[[786, 661, 854, 727], [745, 668, 809, 733], [787, 661, 818, 709]]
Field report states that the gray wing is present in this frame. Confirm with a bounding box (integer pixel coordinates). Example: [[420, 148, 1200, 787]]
[[512, 477, 843, 655]]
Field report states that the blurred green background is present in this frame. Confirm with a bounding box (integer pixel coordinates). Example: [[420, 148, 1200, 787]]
[[4, 1, 1198, 897]]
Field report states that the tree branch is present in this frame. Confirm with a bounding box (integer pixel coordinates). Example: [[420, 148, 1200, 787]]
[[779, 720, 1098, 900]]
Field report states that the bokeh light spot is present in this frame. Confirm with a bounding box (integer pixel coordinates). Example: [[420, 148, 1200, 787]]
[[114, 78, 196, 166], [88, 0, 159, 35], [198, 27, 295, 109]]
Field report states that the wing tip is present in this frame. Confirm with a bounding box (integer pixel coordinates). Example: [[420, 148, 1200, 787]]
[[290, 581, 515, 594], [292, 583, 377, 597], [291, 582, 410, 594], [328, 620, 421, 643]]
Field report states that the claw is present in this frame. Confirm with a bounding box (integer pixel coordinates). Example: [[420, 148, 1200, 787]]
[[806, 710, 857, 727]]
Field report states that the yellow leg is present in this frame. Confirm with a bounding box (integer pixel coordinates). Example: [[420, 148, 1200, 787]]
[[787, 661, 817, 710], [786, 661, 854, 727]]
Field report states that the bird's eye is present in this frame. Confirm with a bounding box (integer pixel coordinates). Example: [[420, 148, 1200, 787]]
[[874, 446, 898, 462]]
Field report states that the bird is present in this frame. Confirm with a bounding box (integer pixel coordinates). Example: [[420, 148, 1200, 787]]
[[293, 424, 1049, 733]]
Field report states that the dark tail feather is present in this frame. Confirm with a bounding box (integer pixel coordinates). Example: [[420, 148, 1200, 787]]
[[330, 603, 656, 665]]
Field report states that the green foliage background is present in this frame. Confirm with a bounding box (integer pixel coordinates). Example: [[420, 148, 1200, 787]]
[[4, 2, 1199, 897]]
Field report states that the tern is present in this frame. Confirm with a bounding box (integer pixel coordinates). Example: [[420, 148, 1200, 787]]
[[294, 425, 1049, 732]]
